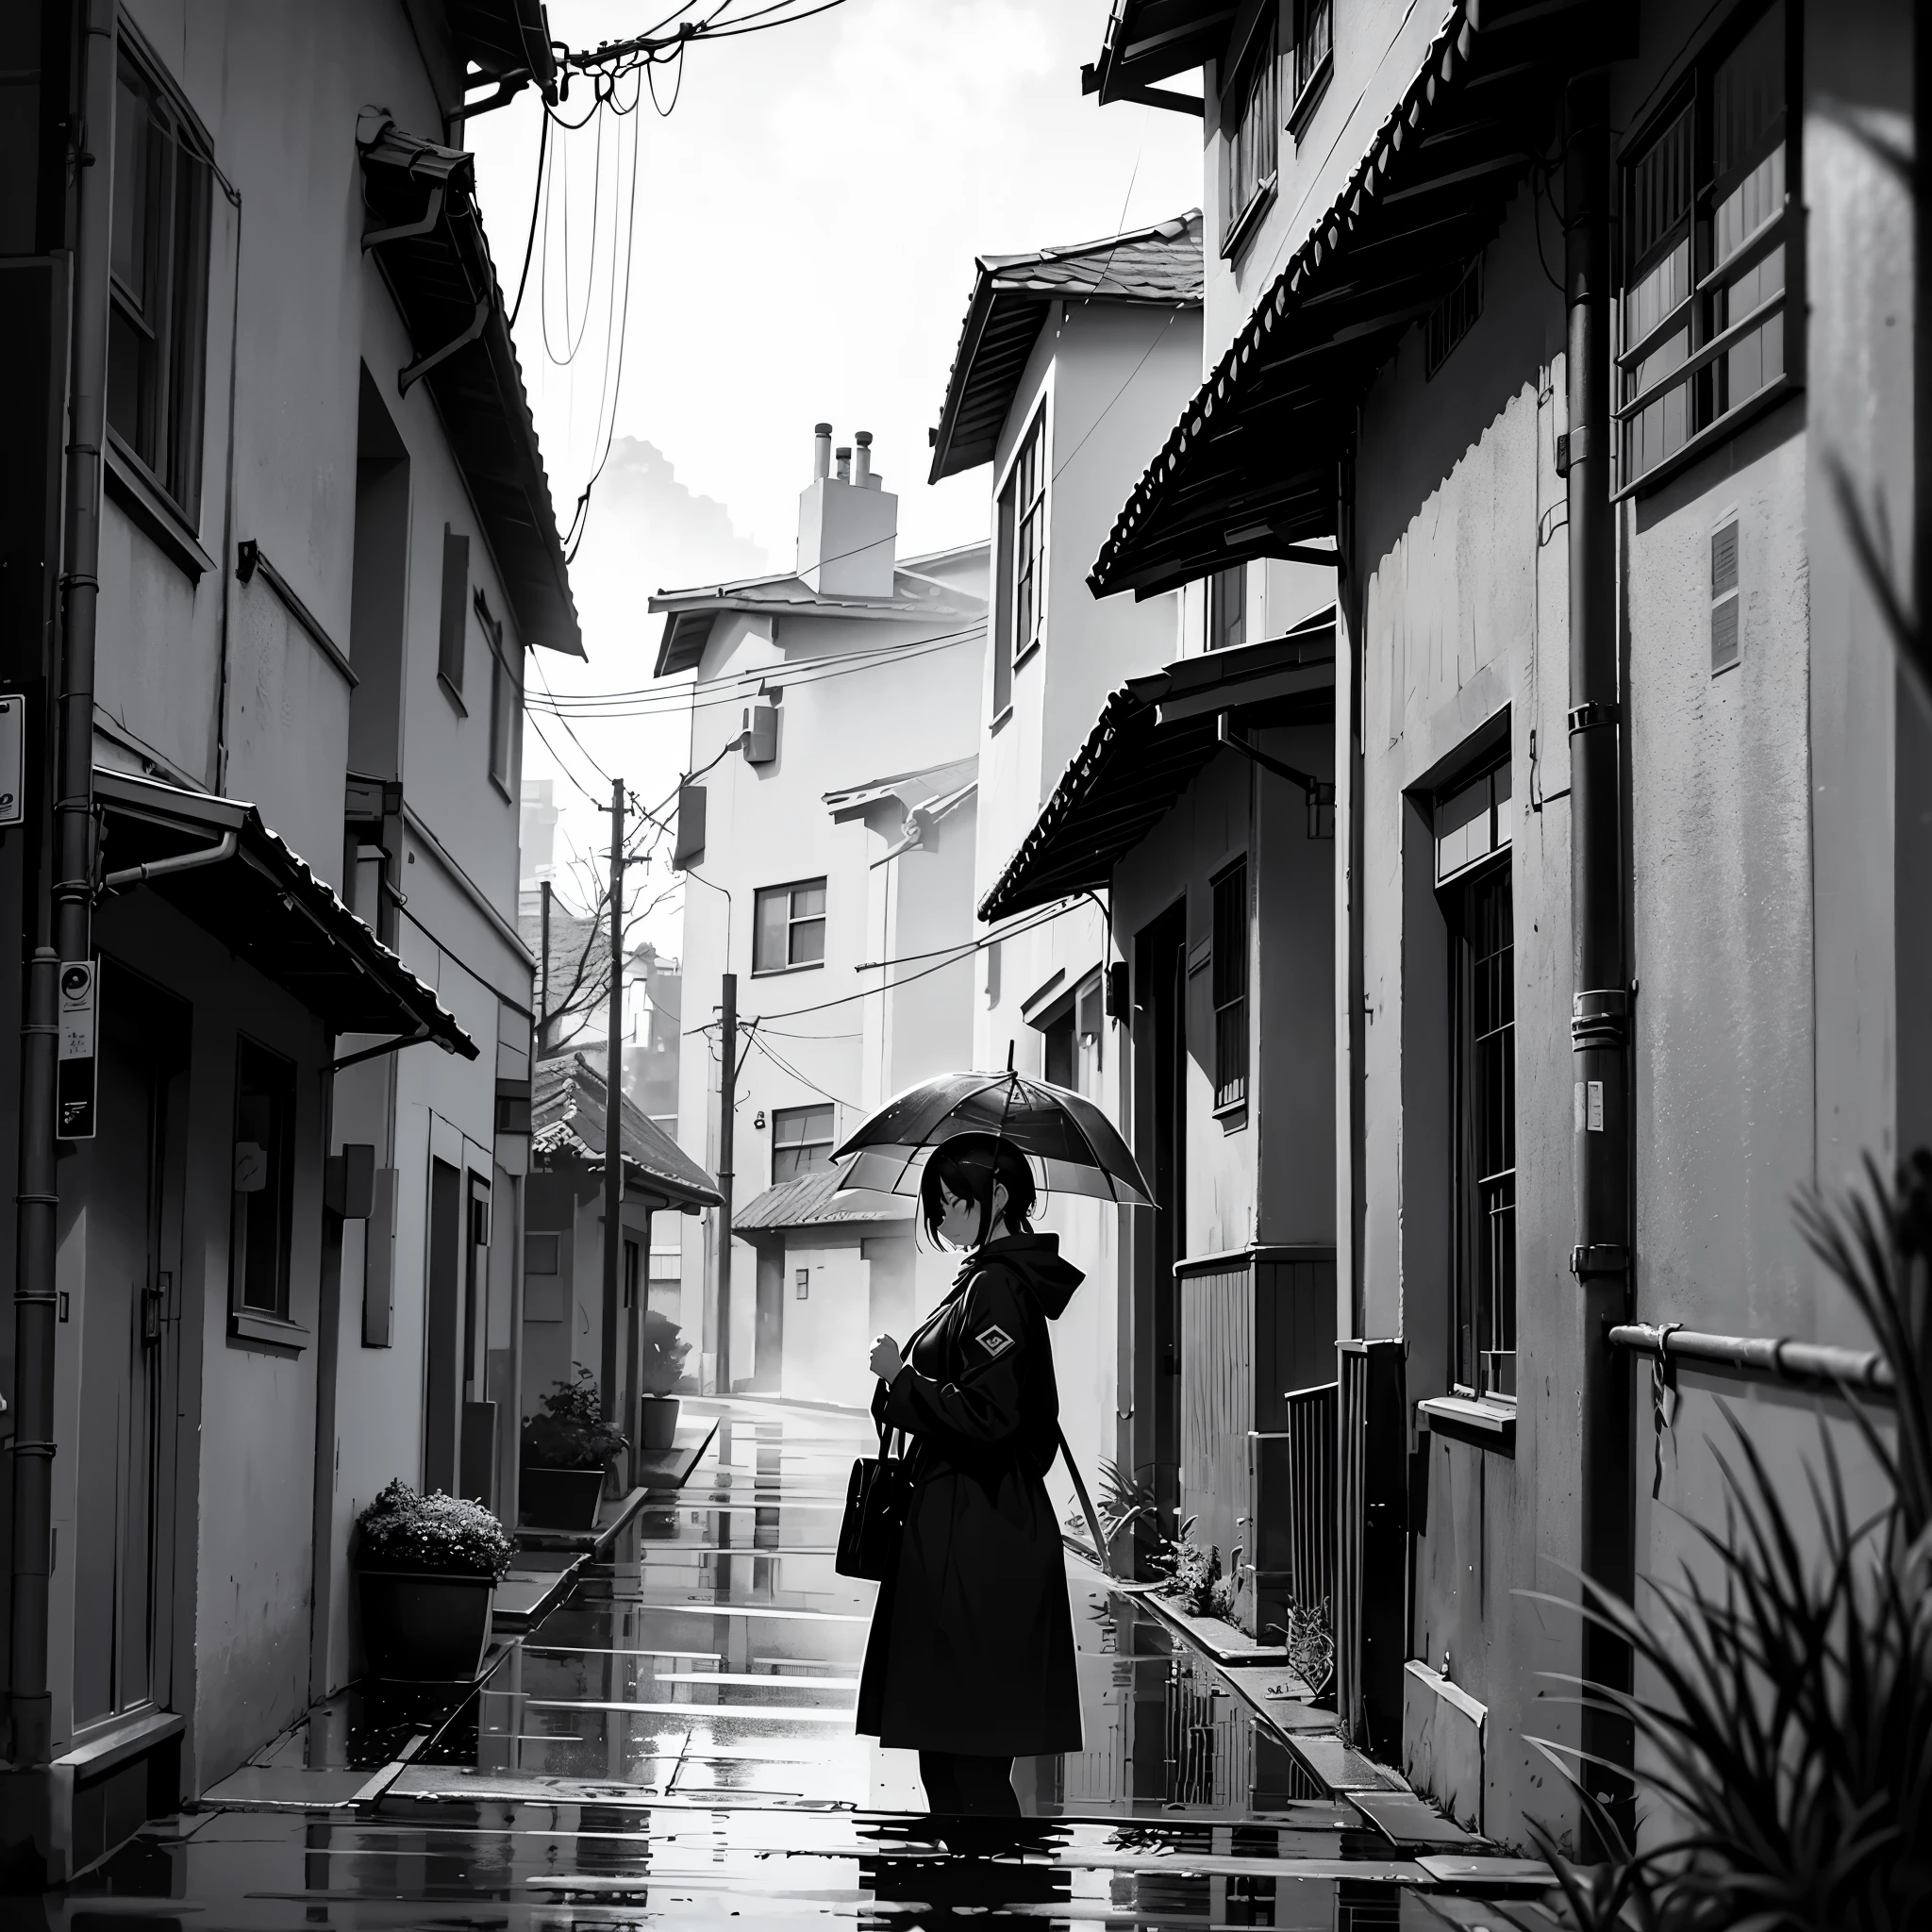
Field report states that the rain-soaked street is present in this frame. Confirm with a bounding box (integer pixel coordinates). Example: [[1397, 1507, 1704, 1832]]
[[49, 1401, 1544, 1927]]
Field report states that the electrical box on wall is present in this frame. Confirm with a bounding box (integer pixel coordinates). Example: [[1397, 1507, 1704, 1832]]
[[742, 698, 777, 764]]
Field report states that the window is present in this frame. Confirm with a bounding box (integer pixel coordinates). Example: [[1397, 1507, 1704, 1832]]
[[1617, 1, 1791, 490], [753, 878, 826, 973], [1040, 1003, 1075, 1090], [108, 39, 210, 517], [1008, 411, 1046, 667], [438, 526, 469, 698], [1074, 973, 1105, 1096], [772, 1104, 835, 1182], [1291, 0, 1332, 115], [1224, 26, 1277, 252], [230, 1038, 296, 1317], [1425, 256, 1484, 380], [795, 1267, 810, 1301], [477, 587, 516, 793], [1435, 760, 1513, 885], [1210, 859, 1249, 1110], [624, 1237, 641, 1309], [1446, 860, 1516, 1402], [991, 475, 1016, 718], [1710, 513, 1741, 674], [1208, 563, 1246, 653]]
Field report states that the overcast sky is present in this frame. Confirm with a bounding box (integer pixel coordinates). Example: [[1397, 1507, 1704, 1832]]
[[471, 1, 1201, 953]]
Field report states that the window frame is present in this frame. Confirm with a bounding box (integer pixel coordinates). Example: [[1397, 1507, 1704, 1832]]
[[438, 525, 469, 707], [1209, 858, 1250, 1112], [108, 28, 212, 525], [1613, 0, 1801, 498], [1008, 408, 1047, 671], [771, 1103, 835, 1182], [1288, 0, 1333, 134], [229, 1035, 297, 1323], [1208, 562, 1246, 653], [1221, 24, 1278, 259], [477, 585, 517, 798], [752, 877, 827, 974], [1442, 844, 1516, 1407]]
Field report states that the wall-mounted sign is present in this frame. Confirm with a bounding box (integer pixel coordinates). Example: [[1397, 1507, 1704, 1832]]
[[0, 693, 23, 827], [57, 959, 97, 1140]]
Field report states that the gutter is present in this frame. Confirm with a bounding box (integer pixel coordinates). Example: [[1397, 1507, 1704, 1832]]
[[8, 0, 114, 1773], [1563, 72, 1635, 1856]]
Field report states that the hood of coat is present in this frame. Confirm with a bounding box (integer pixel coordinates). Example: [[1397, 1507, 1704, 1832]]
[[967, 1232, 1084, 1320]]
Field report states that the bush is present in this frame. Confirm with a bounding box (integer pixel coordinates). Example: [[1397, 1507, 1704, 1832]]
[[521, 1366, 628, 1470], [355, 1480, 512, 1580], [1154, 1517, 1240, 1623], [1526, 1156, 1932, 1932], [639, 1309, 691, 1397]]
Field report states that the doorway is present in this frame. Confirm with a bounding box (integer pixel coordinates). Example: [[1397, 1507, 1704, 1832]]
[[66, 963, 188, 1732], [1133, 899, 1188, 1539]]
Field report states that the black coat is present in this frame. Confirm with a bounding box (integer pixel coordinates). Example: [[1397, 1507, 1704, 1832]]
[[855, 1233, 1084, 1757]]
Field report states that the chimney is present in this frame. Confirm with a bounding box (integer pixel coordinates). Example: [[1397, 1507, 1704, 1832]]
[[796, 423, 898, 597]]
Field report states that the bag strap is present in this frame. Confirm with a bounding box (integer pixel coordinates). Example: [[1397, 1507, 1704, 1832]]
[[1056, 1424, 1111, 1579]]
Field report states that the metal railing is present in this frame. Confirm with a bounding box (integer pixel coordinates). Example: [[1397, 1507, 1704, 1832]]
[[1282, 1381, 1337, 1620]]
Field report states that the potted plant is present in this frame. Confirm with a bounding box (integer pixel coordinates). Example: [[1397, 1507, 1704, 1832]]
[[638, 1309, 691, 1451], [354, 1480, 512, 1682], [521, 1367, 628, 1529]]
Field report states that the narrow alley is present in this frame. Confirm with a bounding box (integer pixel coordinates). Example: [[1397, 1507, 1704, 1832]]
[[49, 1400, 1539, 1927]]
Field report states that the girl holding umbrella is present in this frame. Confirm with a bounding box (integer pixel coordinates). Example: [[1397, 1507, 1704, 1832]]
[[853, 1131, 1085, 1817]]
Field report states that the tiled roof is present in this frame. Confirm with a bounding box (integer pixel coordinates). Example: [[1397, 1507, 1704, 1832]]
[[734, 1168, 912, 1234], [650, 564, 986, 677], [928, 212, 1204, 483], [1088, 1, 1624, 598], [532, 1053, 721, 1208]]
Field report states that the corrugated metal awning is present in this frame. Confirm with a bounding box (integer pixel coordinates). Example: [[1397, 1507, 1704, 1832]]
[[978, 620, 1335, 923], [94, 768, 475, 1057], [1089, 0, 1631, 599]]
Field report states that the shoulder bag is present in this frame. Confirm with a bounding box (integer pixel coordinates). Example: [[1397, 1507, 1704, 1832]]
[[835, 1422, 914, 1581]]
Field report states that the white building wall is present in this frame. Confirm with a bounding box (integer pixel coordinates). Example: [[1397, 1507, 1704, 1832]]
[[672, 562, 988, 1391]]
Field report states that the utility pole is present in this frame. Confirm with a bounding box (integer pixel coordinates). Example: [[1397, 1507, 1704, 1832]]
[[538, 878, 551, 1058], [600, 781, 625, 1437], [714, 971, 736, 1394]]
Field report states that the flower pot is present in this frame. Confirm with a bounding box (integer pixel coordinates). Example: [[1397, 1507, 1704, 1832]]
[[520, 1464, 608, 1530], [637, 1394, 681, 1452], [358, 1569, 493, 1682]]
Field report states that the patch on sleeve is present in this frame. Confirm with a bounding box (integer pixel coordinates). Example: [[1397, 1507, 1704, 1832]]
[[974, 1323, 1015, 1359]]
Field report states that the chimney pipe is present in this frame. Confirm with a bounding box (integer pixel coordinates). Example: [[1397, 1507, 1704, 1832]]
[[812, 422, 832, 481], [835, 445, 852, 485], [853, 431, 872, 488]]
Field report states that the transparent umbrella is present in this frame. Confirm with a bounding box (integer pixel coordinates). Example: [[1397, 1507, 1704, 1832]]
[[831, 1065, 1153, 1208]]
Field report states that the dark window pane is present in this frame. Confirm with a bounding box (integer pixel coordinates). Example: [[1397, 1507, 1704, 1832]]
[[112, 70, 151, 302], [789, 917, 825, 966], [231, 1039, 295, 1317], [753, 887, 788, 972], [791, 882, 824, 920], [1712, 0, 1785, 184], [108, 305, 149, 453]]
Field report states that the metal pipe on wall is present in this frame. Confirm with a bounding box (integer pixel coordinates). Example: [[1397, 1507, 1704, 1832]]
[[8, 0, 112, 1771], [1563, 68, 1635, 1856]]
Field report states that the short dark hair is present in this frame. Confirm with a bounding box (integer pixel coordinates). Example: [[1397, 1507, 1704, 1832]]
[[919, 1133, 1037, 1249]]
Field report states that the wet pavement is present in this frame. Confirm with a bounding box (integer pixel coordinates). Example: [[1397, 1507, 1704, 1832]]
[[48, 1399, 1549, 1926]]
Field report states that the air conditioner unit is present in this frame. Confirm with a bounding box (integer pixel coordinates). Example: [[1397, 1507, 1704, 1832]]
[[742, 699, 777, 764]]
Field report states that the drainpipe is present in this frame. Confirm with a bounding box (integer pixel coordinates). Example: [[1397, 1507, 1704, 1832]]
[[10, 0, 113, 1772], [1563, 69, 1634, 1855]]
